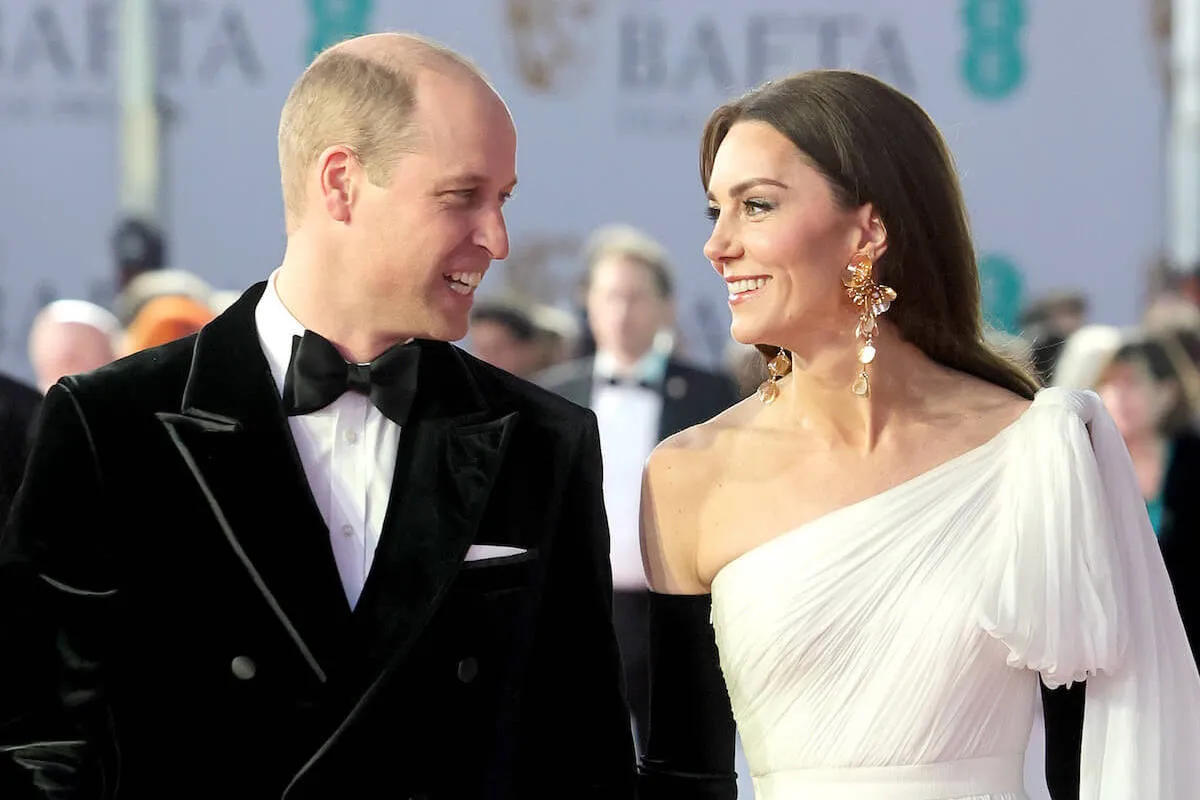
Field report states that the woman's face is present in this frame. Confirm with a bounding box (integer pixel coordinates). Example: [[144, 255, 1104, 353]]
[[1097, 360, 1171, 440], [703, 121, 880, 348]]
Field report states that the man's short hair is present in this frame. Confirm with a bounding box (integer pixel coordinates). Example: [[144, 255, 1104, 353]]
[[470, 299, 538, 342], [277, 33, 489, 229], [580, 224, 674, 300]]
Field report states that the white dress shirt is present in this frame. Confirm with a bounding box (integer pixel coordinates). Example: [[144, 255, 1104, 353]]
[[254, 270, 401, 609], [591, 350, 667, 591]]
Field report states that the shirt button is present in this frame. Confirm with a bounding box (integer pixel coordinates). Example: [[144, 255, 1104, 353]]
[[340, 524, 354, 538], [231, 656, 257, 680], [344, 429, 359, 445]]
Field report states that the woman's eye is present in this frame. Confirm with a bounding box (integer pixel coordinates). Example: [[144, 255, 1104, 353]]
[[744, 199, 773, 216]]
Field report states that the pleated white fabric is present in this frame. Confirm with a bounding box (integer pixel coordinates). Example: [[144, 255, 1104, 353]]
[[710, 388, 1200, 799]]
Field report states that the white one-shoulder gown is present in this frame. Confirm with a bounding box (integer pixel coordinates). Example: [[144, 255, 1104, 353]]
[[710, 388, 1200, 799]]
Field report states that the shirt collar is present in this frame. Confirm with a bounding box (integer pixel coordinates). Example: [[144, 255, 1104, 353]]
[[254, 269, 305, 397], [593, 348, 669, 386]]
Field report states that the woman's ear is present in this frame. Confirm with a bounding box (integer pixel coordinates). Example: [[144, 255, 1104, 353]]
[[855, 205, 888, 261]]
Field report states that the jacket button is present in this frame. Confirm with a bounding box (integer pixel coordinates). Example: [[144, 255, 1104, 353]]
[[231, 655, 257, 680], [456, 657, 479, 684]]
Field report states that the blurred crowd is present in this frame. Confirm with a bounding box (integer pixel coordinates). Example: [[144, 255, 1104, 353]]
[[25, 269, 236, 395], [11, 221, 1200, 569], [13, 224, 1200, 564]]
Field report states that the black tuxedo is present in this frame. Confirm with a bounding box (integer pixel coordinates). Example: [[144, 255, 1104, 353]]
[[0, 373, 40, 529], [536, 356, 740, 443], [0, 283, 635, 799], [536, 354, 738, 755]]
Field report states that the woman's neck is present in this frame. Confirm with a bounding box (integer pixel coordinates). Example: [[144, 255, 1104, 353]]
[[777, 320, 931, 452]]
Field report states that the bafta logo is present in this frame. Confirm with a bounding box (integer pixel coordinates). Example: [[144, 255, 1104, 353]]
[[504, 0, 599, 93], [305, 0, 374, 63]]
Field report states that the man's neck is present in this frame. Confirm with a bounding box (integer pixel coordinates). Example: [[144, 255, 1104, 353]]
[[600, 347, 657, 379], [274, 252, 407, 364]]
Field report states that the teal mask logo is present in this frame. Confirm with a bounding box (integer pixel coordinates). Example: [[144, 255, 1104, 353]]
[[960, 0, 1026, 100], [979, 254, 1025, 335], [306, 0, 374, 63]]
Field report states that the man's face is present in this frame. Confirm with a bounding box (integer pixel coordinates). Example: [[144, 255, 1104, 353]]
[[347, 72, 518, 343], [586, 255, 671, 361], [31, 322, 114, 393], [469, 319, 539, 377]]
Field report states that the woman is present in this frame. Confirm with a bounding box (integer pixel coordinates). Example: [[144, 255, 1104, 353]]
[[1094, 334, 1200, 662], [637, 70, 1200, 799]]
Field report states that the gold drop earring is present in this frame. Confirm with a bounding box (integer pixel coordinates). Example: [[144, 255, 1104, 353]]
[[842, 249, 897, 398], [756, 348, 791, 405]]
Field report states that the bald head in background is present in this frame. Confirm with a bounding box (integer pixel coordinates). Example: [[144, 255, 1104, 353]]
[[28, 300, 120, 393], [274, 32, 517, 361]]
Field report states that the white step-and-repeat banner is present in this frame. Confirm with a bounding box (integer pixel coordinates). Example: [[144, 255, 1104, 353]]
[[0, 0, 1166, 381]]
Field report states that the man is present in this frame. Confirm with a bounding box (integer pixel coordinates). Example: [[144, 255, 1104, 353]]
[[0, 33, 634, 798], [537, 224, 739, 754], [467, 298, 546, 378], [468, 298, 575, 378], [26, 300, 120, 394]]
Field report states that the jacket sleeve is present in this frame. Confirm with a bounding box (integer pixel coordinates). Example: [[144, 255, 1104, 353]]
[[0, 382, 121, 798], [516, 410, 637, 797]]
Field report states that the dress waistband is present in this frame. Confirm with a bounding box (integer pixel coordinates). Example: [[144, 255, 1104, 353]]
[[753, 755, 1026, 799]]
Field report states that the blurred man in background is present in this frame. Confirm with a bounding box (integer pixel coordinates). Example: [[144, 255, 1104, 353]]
[[468, 297, 577, 378], [26, 300, 120, 394], [537, 223, 739, 754], [468, 298, 548, 378]]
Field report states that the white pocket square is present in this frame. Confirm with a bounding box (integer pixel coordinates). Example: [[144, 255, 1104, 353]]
[[464, 544, 528, 562]]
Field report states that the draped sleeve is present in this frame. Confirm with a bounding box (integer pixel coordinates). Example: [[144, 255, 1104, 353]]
[[980, 387, 1200, 797]]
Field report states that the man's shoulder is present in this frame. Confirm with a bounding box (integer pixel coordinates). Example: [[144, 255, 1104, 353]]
[[0, 373, 42, 415], [666, 357, 740, 401], [667, 357, 733, 385], [63, 334, 198, 416], [456, 348, 593, 431], [532, 357, 593, 391]]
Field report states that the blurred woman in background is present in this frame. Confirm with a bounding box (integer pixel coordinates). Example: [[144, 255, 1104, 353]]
[[1094, 333, 1200, 663]]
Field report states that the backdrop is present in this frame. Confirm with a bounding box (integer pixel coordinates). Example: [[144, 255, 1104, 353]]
[[0, 0, 1166, 380]]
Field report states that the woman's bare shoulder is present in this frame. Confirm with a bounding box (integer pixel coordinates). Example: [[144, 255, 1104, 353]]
[[641, 398, 756, 594], [937, 371, 1034, 434], [647, 396, 757, 482]]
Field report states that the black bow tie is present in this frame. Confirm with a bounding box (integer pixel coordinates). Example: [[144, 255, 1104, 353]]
[[603, 375, 656, 391], [281, 331, 421, 425]]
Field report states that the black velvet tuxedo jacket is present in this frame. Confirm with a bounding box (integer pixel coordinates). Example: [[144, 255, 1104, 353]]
[[0, 283, 636, 799]]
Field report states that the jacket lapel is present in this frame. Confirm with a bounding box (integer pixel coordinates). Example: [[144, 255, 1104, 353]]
[[351, 341, 517, 668], [156, 283, 350, 684]]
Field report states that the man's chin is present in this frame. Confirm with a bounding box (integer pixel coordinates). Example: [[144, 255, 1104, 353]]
[[423, 316, 470, 343]]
